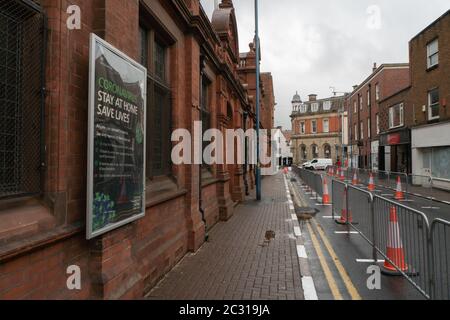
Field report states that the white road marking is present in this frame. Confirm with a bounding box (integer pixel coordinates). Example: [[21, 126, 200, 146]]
[[356, 259, 385, 263], [291, 214, 298, 221], [294, 226, 302, 237], [316, 203, 332, 206], [302, 277, 319, 300], [334, 231, 359, 234], [289, 204, 295, 210], [320, 216, 334, 219], [288, 200, 293, 205], [422, 207, 441, 210], [297, 245, 308, 258]]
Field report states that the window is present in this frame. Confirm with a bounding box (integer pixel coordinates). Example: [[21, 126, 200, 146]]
[[311, 120, 317, 133], [301, 145, 307, 159], [360, 121, 364, 140], [376, 113, 380, 134], [354, 124, 358, 141], [367, 90, 371, 107], [312, 145, 319, 158], [324, 144, 331, 159], [323, 100, 331, 111], [427, 39, 439, 69], [300, 121, 305, 134], [375, 84, 380, 101], [389, 103, 404, 128], [323, 119, 329, 133], [428, 88, 440, 120], [367, 118, 371, 138], [201, 76, 211, 167], [0, 2, 45, 199], [140, 25, 172, 178], [353, 101, 357, 113], [311, 103, 319, 112], [359, 95, 363, 111], [300, 104, 307, 113]]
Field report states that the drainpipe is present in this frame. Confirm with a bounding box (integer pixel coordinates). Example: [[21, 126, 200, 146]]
[[199, 54, 208, 241], [243, 111, 249, 195]]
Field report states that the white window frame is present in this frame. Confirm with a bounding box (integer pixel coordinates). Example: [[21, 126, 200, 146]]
[[311, 120, 317, 134], [353, 101, 357, 113], [367, 90, 371, 107], [367, 118, 371, 138], [323, 118, 329, 133], [300, 104, 307, 113], [360, 121, 364, 140], [311, 103, 319, 113], [359, 96, 363, 111], [323, 100, 331, 111], [389, 103, 404, 129], [375, 84, 380, 101], [300, 121, 305, 134], [427, 38, 439, 69], [428, 88, 440, 120], [354, 124, 358, 141]]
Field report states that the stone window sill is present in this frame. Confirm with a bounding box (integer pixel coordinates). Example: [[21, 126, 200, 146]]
[[145, 176, 187, 208], [0, 197, 57, 247]]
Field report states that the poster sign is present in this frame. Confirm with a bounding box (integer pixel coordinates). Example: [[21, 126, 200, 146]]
[[87, 34, 147, 239]]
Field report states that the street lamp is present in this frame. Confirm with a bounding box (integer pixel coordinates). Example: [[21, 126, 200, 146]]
[[255, 0, 261, 201]]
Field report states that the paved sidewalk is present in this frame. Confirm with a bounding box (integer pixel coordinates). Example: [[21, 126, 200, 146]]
[[146, 173, 306, 300]]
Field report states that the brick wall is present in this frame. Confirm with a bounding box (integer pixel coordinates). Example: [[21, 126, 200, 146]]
[[409, 11, 450, 125], [0, 0, 255, 299]]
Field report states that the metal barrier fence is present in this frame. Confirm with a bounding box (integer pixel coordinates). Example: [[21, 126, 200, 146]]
[[430, 219, 450, 300], [294, 166, 450, 300]]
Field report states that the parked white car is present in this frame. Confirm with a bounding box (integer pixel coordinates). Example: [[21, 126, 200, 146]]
[[302, 158, 333, 171]]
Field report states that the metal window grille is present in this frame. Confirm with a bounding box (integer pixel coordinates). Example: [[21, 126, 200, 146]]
[[0, 0, 46, 199]]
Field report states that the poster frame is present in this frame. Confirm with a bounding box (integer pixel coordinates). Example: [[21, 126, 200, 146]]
[[86, 33, 147, 240]]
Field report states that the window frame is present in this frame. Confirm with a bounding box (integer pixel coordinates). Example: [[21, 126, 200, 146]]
[[311, 103, 319, 113], [388, 103, 404, 129], [427, 38, 439, 69], [375, 83, 380, 101], [300, 121, 306, 134], [323, 118, 330, 133], [311, 120, 317, 134], [428, 88, 440, 121], [139, 23, 173, 179]]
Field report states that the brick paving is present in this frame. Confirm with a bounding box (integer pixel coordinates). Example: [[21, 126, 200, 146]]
[[146, 173, 305, 300]]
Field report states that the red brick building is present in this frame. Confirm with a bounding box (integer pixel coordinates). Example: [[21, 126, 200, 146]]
[[348, 63, 410, 170], [409, 10, 450, 185], [0, 0, 271, 299], [291, 93, 346, 164]]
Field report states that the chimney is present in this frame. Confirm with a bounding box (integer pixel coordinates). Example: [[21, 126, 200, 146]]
[[308, 94, 317, 102], [353, 85, 358, 91], [372, 62, 377, 73]]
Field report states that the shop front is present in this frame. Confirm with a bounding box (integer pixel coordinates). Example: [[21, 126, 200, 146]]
[[380, 128, 411, 174]]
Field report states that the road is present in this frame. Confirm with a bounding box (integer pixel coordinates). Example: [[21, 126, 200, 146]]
[[288, 171, 429, 300], [321, 170, 450, 223]]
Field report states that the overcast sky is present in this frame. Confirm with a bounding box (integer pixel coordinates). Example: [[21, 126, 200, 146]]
[[200, 0, 449, 130]]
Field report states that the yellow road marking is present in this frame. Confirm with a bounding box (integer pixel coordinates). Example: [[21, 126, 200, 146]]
[[306, 222, 343, 300], [312, 219, 362, 300]]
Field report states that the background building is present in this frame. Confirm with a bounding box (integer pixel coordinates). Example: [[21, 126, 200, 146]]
[[348, 63, 410, 170], [291, 93, 346, 165], [410, 10, 450, 189]]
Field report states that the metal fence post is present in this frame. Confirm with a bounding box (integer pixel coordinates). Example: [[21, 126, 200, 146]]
[[369, 193, 377, 263]]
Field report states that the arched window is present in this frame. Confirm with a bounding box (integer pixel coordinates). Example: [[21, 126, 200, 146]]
[[300, 145, 307, 160], [311, 144, 319, 159], [323, 144, 332, 159]]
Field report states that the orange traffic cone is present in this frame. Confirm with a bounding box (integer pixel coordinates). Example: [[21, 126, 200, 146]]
[[352, 171, 359, 185], [322, 177, 330, 205], [335, 167, 340, 178], [339, 167, 345, 181], [368, 172, 375, 191], [394, 176, 404, 200], [382, 206, 408, 275], [335, 188, 352, 224]]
